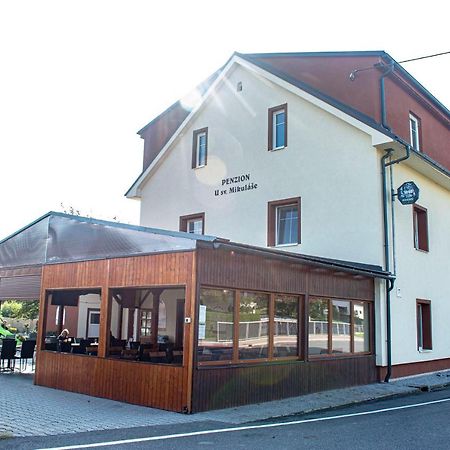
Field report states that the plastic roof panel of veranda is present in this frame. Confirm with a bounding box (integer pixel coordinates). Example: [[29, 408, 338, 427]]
[[0, 212, 213, 269]]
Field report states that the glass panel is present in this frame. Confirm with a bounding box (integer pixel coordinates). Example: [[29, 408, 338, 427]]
[[197, 133, 207, 166], [354, 302, 370, 353], [273, 111, 285, 148], [274, 295, 298, 357], [276, 205, 298, 245], [198, 289, 234, 361], [43, 290, 101, 356], [239, 292, 269, 359], [332, 300, 351, 353], [309, 298, 329, 355], [107, 287, 185, 364], [187, 219, 203, 234], [90, 312, 100, 325], [410, 117, 419, 149]]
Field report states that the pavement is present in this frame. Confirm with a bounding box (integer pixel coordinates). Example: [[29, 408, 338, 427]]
[[1, 365, 450, 439]]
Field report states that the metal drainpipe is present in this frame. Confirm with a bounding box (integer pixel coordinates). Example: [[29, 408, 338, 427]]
[[381, 144, 411, 383], [379, 62, 395, 130], [381, 149, 394, 382]]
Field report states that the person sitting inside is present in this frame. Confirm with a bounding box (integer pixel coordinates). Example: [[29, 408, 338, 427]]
[[57, 329, 71, 352]]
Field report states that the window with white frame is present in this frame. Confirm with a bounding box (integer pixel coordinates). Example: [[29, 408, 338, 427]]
[[192, 128, 208, 168], [409, 114, 420, 151], [268, 198, 300, 247], [268, 104, 287, 151], [179, 213, 205, 235], [276, 204, 298, 245], [187, 218, 203, 235]]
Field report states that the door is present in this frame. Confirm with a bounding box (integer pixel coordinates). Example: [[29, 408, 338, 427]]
[[87, 309, 100, 338]]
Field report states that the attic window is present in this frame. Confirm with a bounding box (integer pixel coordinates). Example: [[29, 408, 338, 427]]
[[409, 113, 421, 151], [237, 81, 242, 92], [192, 128, 208, 168], [268, 104, 287, 151]]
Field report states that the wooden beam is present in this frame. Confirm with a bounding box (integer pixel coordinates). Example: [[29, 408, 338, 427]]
[[98, 261, 111, 358], [150, 289, 164, 348]]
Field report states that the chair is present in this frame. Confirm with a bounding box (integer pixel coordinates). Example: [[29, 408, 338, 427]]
[[0, 338, 17, 371], [15, 340, 36, 372], [72, 339, 87, 354], [45, 336, 58, 351]]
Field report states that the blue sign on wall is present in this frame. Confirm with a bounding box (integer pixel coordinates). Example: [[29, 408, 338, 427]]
[[397, 181, 419, 205]]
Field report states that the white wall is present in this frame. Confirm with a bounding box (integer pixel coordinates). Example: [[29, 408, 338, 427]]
[[139, 64, 385, 266], [136, 63, 450, 368], [388, 163, 450, 365], [77, 294, 101, 339]]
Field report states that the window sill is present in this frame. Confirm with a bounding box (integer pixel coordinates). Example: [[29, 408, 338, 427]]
[[275, 243, 299, 248], [269, 146, 286, 152], [418, 349, 433, 353], [194, 165, 206, 169], [414, 247, 429, 254]]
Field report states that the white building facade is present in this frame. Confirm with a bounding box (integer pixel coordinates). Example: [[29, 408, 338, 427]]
[[127, 52, 450, 379]]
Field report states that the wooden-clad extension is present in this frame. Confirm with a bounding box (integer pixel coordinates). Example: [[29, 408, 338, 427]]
[[35, 251, 196, 413], [35, 244, 380, 413], [192, 246, 376, 412]]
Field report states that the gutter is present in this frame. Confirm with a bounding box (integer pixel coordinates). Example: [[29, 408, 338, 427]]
[[380, 143, 411, 383]]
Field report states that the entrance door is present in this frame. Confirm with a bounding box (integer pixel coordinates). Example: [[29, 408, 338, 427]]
[[87, 309, 100, 338]]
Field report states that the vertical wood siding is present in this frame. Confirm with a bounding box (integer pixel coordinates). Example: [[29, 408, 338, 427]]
[[198, 247, 374, 300], [36, 252, 195, 412], [35, 352, 187, 411], [194, 247, 376, 411], [193, 356, 377, 412]]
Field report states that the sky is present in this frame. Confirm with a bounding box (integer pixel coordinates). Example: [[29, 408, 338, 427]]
[[0, 0, 448, 239]]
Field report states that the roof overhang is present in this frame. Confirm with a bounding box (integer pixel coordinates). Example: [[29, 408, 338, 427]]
[[375, 140, 450, 191]]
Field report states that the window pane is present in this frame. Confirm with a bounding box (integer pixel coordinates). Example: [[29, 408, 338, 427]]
[[239, 292, 269, 359], [309, 298, 329, 355], [277, 205, 298, 245], [332, 300, 351, 353], [197, 134, 207, 166], [273, 111, 285, 148], [354, 302, 370, 352], [274, 295, 298, 357], [409, 117, 419, 150], [188, 219, 203, 234], [198, 289, 234, 361]]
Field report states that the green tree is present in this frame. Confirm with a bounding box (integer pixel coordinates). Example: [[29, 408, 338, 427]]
[[1, 300, 23, 318], [20, 300, 40, 319]]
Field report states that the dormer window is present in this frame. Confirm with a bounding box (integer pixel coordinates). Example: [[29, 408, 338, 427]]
[[409, 114, 420, 151], [268, 104, 287, 151], [192, 128, 208, 168]]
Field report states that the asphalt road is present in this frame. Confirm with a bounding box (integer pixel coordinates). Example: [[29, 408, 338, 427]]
[[4, 386, 450, 450]]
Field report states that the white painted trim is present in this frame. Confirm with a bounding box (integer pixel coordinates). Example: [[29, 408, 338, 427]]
[[409, 113, 420, 151], [126, 55, 394, 198]]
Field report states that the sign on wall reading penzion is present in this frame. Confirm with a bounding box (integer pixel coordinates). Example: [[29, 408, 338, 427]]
[[214, 173, 258, 197], [397, 181, 420, 205]]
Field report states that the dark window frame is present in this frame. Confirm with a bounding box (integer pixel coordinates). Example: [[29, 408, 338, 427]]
[[268, 104, 288, 151], [192, 127, 208, 168], [416, 299, 432, 351], [307, 297, 373, 358], [179, 212, 205, 235], [197, 286, 303, 366], [267, 197, 301, 247], [413, 204, 429, 252]]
